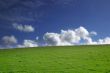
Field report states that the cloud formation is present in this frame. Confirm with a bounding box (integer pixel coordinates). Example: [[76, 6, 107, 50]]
[[12, 23, 34, 32], [90, 31, 97, 36], [97, 37, 110, 44], [1, 35, 39, 49], [2, 35, 17, 46], [1, 26, 110, 49], [18, 39, 38, 48], [43, 26, 97, 46]]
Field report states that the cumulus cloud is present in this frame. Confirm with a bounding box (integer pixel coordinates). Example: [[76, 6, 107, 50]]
[[97, 37, 110, 44], [1, 35, 39, 49], [43, 32, 65, 46], [2, 35, 17, 47], [43, 26, 97, 46], [18, 39, 38, 48], [83, 37, 97, 45], [75, 26, 89, 38], [12, 23, 35, 32], [1, 26, 110, 49], [90, 31, 97, 36]]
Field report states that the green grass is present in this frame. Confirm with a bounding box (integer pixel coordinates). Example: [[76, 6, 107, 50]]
[[0, 45, 110, 73]]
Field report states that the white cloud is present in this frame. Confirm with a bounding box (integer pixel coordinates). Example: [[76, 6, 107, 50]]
[[2, 35, 17, 46], [90, 31, 97, 36], [43, 26, 97, 46], [83, 37, 97, 45], [18, 40, 38, 48], [61, 30, 80, 44], [1, 26, 110, 49], [75, 26, 89, 38], [23, 40, 38, 47], [43, 33, 61, 46], [97, 37, 110, 44], [12, 23, 35, 32]]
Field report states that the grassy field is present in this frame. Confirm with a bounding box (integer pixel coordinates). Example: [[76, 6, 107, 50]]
[[0, 45, 110, 73]]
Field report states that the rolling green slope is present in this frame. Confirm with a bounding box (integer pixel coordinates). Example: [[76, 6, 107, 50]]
[[0, 45, 110, 73]]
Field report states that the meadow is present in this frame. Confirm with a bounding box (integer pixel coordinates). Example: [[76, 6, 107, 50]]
[[0, 45, 110, 73]]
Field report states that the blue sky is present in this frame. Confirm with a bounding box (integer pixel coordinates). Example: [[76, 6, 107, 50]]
[[0, 0, 110, 48]]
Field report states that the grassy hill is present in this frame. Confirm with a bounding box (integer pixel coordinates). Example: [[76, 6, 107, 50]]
[[0, 45, 110, 73]]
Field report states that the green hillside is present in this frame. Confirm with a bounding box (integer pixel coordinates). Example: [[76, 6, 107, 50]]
[[0, 45, 110, 73]]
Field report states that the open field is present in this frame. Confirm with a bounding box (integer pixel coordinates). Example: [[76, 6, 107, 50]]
[[0, 45, 110, 73]]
